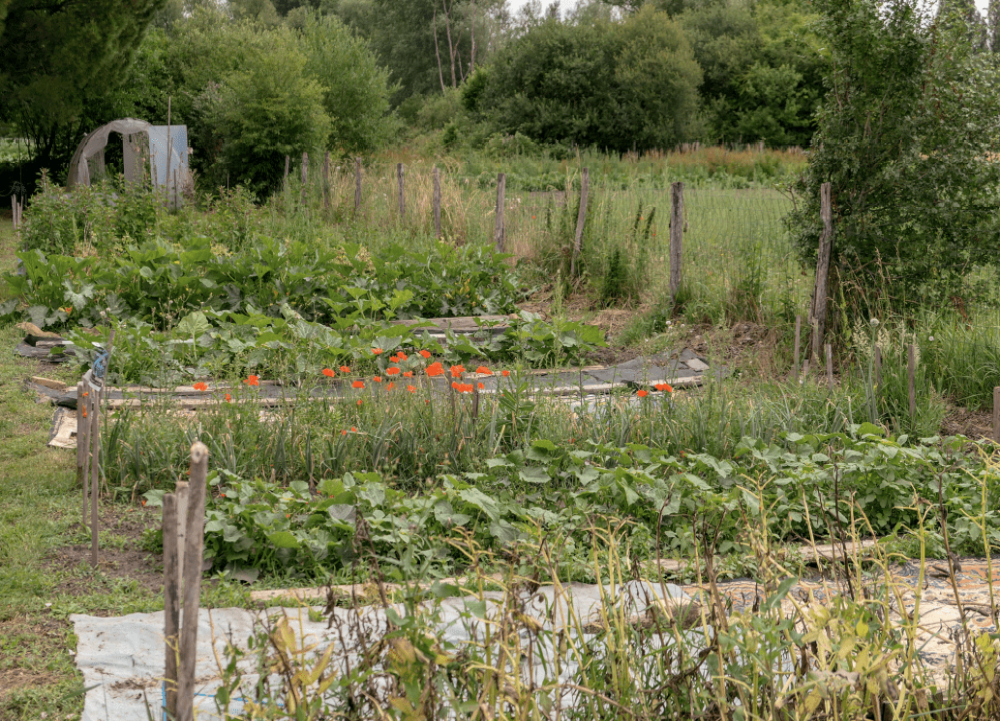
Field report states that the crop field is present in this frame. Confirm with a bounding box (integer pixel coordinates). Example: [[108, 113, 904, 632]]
[[5, 150, 1000, 720]]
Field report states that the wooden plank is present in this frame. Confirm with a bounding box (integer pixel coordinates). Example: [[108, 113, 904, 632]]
[[31, 376, 67, 392]]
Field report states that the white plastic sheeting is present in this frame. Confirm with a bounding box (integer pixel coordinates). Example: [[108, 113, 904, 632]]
[[72, 580, 692, 721]]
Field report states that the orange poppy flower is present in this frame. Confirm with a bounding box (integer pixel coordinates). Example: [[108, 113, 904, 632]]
[[373, 376, 382, 383], [450, 365, 466, 378], [389, 355, 399, 363], [419, 349, 431, 359], [501, 370, 511, 377], [352, 380, 365, 389], [340, 365, 350, 373], [478, 382, 485, 390], [225, 393, 232, 402], [426, 362, 444, 377], [397, 351, 408, 361], [387, 382, 395, 390], [403, 371, 413, 378], [82, 391, 89, 397], [357, 399, 363, 406], [351, 426, 357, 432], [451, 381, 460, 390], [193, 382, 208, 392], [322, 368, 335, 377], [460, 383, 474, 393], [637, 390, 649, 398], [244, 375, 260, 387], [83, 409, 88, 418], [341, 429, 348, 436], [386, 367, 400, 376], [372, 348, 384, 355], [475, 366, 492, 375], [654, 382, 673, 393], [407, 384, 416, 393]]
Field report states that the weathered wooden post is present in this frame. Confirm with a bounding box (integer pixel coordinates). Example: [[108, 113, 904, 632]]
[[77, 382, 88, 527], [354, 158, 362, 212], [494, 172, 506, 251], [89, 385, 101, 568], [669, 181, 684, 303], [175, 442, 209, 721], [793, 316, 802, 380], [284, 155, 291, 189], [323, 151, 331, 211], [10, 195, 16, 230], [300, 152, 309, 206], [993, 387, 1000, 443], [570, 168, 589, 278], [809, 182, 833, 360], [825, 343, 834, 390], [397, 163, 405, 219], [433, 167, 442, 239]]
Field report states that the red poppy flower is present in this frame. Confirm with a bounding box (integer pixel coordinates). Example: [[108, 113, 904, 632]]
[[357, 399, 363, 406], [373, 376, 382, 383], [403, 371, 413, 378], [460, 383, 474, 393], [654, 382, 673, 393], [637, 390, 649, 398], [397, 351, 408, 361], [386, 367, 400, 376], [83, 409, 88, 418], [451, 381, 460, 390], [82, 391, 89, 397], [478, 382, 485, 390], [475, 366, 492, 375], [352, 380, 365, 389], [193, 382, 208, 392], [426, 362, 445, 377], [322, 368, 335, 377], [244, 375, 260, 387], [351, 426, 357, 432], [390, 355, 399, 363], [225, 393, 232, 402], [450, 365, 466, 378], [341, 429, 348, 436], [501, 370, 511, 377], [372, 348, 384, 355], [407, 385, 416, 393], [387, 382, 395, 390], [419, 350, 432, 359], [340, 365, 351, 373]]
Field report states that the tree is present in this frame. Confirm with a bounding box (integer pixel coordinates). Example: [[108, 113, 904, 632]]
[[467, 7, 701, 152], [0, 0, 165, 171], [788, 0, 1000, 304]]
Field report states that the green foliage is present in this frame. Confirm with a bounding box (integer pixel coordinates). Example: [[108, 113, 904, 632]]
[[680, 0, 826, 147], [199, 27, 330, 196], [469, 7, 701, 152], [788, 0, 1000, 303]]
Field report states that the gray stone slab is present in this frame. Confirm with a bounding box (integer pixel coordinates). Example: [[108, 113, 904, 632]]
[[685, 358, 710, 372], [586, 365, 697, 384], [678, 348, 706, 364]]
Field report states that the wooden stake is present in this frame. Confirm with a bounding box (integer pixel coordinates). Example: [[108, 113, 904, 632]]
[[993, 387, 1000, 444], [77, 382, 88, 527], [174, 481, 190, 584], [793, 316, 802, 379], [89, 387, 101, 568], [323, 151, 331, 211], [472, 381, 480, 421], [354, 158, 362, 212], [284, 155, 291, 189], [669, 181, 684, 302], [908, 344, 917, 419], [874, 345, 882, 387], [433, 166, 442, 239], [166, 96, 172, 193], [397, 163, 405, 218], [825, 343, 834, 389], [810, 182, 833, 360], [494, 172, 506, 251], [300, 152, 308, 205], [163, 492, 180, 718], [570, 168, 589, 278], [176, 442, 209, 721], [10, 195, 16, 230]]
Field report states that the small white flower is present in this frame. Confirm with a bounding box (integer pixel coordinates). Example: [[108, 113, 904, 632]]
[[929, 336, 934, 342], [870, 318, 880, 327]]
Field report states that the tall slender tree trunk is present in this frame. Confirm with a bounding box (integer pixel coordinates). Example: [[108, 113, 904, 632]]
[[469, 0, 477, 74], [433, 8, 447, 93], [443, 0, 456, 88]]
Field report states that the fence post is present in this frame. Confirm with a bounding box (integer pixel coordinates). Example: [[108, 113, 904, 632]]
[[433, 167, 442, 239], [89, 385, 100, 568], [907, 344, 917, 419], [10, 195, 16, 230], [284, 155, 290, 190], [176, 442, 209, 721], [163, 492, 180, 718], [354, 158, 362, 212], [300, 152, 308, 205], [570, 168, 589, 278], [810, 182, 833, 360], [494, 172, 506, 251], [993, 387, 1000, 443], [793, 316, 802, 380], [323, 151, 331, 211], [77, 382, 88, 527], [397, 163, 405, 218], [669, 181, 684, 303], [825, 343, 834, 389]]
